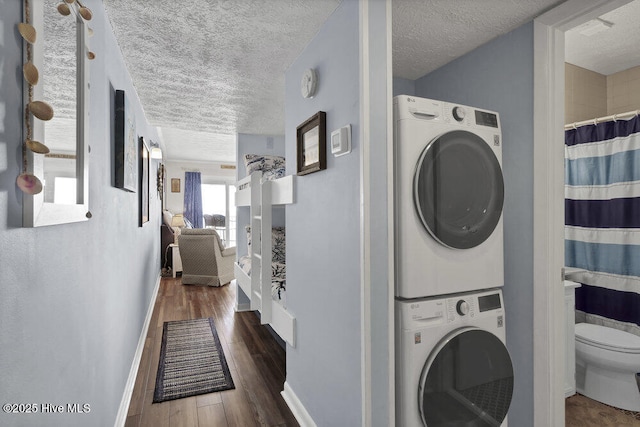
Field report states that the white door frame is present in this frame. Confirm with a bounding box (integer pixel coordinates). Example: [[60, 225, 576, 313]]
[[360, 0, 393, 426], [532, 1, 633, 425]]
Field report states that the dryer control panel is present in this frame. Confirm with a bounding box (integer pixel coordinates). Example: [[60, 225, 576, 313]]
[[394, 95, 501, 132], [397, 288, 504, 330]]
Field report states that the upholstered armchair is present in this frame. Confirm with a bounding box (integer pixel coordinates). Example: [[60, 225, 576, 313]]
[[178, 228, 235, 286]]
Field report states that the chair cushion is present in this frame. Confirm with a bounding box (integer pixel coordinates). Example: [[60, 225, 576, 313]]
[[182, 228, 224, 251]]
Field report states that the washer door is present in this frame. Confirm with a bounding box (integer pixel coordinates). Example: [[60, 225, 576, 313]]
[[414, 130, 504, 249], [418, 327, 513, 427]]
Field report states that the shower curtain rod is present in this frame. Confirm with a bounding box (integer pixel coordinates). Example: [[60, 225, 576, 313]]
[[565, 109, 640, 130]]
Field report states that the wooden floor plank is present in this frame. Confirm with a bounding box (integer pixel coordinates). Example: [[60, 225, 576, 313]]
[[169, 396, 198, 427], [127, 337, 152, 416], [145, 326, 164, 392], [227, 341, 284, 426], [139, 390, 170, 427], [196, 403, 228, 426], [127, 277, 298, 426], [195, 392, 222, 408], [219, 369, 261, 427], [124, 414, 140, 427]]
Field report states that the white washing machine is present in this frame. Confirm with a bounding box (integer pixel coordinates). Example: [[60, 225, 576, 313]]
[[396, 288, 513, 427], [394, 95, 504, 299]]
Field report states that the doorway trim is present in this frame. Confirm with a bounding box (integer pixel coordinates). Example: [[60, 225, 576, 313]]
[[532, 0, 634, 425]]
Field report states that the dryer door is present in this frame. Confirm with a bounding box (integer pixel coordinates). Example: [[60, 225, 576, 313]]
[[418, 327, 513, 427], [414, 130, 504, 249]]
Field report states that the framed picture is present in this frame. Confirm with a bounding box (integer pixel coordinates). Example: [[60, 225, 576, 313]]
[[296, 111, 326, 176], [139, 137, 149, 226], [114, 89, 137, 192], [171, 178, 180, 193], [157, 164, 165, 200]]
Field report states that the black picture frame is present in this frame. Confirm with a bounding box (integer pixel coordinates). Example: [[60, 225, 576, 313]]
[[114, 89, 137, 192], [139, 136, 149, 226], [296, 111, 326, 176]]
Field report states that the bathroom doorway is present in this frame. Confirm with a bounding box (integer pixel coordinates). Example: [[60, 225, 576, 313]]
[[533, 0, 639, 425], [563, 1, 640, 423]]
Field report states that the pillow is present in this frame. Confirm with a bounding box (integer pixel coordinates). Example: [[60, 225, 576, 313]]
[[245, 226, 285, 264], [244, 154, 286, 177], [245, 225, 252, 256], [272, 227, 286, 264], [262, 168, 286, 181], [162, 210, 174, 227]]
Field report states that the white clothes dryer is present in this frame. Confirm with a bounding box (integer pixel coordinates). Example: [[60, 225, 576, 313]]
[[396, 288, 513, 427], [394, 95, 505, 299]]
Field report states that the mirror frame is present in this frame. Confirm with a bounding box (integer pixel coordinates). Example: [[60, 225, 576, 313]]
[[22, 0, 90, 227]]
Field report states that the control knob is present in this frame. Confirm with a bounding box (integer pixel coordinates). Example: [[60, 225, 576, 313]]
[[456, 300, 469, 316], [452, 106, 466, 122]]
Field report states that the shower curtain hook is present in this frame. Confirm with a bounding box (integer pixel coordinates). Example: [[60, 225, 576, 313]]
[[572, 122, 577, 130], [613, 114, 618, 122]]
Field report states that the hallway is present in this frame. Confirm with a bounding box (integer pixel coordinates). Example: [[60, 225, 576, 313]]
[[124, 277, 298, 427]]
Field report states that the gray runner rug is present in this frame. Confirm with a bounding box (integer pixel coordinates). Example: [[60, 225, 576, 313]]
[[153, 317, 234, 403]]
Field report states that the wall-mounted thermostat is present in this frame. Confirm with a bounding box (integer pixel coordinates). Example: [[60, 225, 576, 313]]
[[331, 125, 351, 157]]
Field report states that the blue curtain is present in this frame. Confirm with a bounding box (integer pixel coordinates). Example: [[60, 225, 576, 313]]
[[565, 115, 640, 333], [184, 171, 203, 228]]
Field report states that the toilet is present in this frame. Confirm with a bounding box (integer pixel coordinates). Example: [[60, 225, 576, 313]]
[[575, 322, 640, 411]]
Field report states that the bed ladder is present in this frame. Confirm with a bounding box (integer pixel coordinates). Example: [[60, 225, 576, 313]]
[[250, 173, 272, 324]]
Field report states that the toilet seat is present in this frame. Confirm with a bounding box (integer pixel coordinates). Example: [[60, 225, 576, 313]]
[[575, 323, 640, 354]]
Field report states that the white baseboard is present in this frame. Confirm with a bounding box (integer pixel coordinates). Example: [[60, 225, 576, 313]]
[[281, 381, 317, 427], [235, 302, 251, 312], [113, 273, 161, 427]]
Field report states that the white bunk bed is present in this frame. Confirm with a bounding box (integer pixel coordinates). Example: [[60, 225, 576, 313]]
[[235, 169, 296, 347]]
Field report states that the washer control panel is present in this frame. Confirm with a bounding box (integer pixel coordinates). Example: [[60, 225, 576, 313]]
[[452, 106, 466, 122], [447, 297, 476, 321], [456, 300, 470, 316]]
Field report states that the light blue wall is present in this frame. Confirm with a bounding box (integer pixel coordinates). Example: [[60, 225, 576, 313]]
[[415, 22, 535, 426], [0, 1, 161, 426], [393, 77, 416, 97], [284, 1, 362, 425]]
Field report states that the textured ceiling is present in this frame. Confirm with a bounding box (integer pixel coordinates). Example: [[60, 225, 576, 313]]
[[391, 0, 564, 80], [103, 0, 633, 163], [44, 0, 76, 153], [103, 0, 340, 163], [565, 0, 640, 75]]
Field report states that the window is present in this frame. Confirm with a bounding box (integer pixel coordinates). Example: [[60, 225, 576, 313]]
[[201, 183, 236, 247], [53, 177, 77, 205]]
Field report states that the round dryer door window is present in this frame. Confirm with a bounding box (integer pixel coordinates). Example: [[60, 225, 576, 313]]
[[418, 327, 513, 427], [414, 130, 504, 249]]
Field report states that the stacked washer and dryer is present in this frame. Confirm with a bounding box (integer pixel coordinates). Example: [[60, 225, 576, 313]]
[[394, 96, 514, 427]]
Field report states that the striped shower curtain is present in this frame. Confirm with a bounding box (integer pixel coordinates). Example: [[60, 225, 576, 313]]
[[565, 115, 640, 336]]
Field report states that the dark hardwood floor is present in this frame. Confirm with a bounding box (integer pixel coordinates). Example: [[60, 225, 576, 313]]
[[124, 276, 299, 427]]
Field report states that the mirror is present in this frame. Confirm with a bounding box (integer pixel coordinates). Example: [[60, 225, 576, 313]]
[[22, 0, 90, 226]]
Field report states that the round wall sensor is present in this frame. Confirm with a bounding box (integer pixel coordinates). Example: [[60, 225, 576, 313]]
[[301, 68, 318, 99]]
